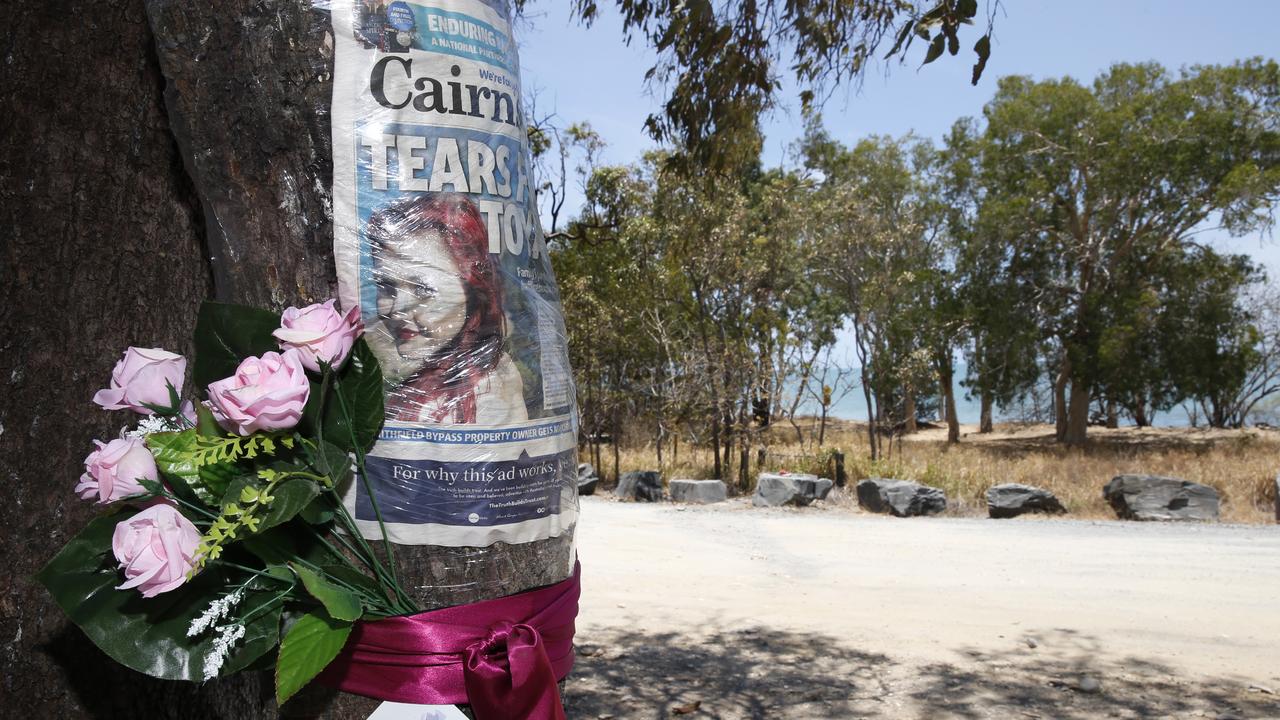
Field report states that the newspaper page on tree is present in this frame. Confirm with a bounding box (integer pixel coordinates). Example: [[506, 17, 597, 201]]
[[330, 0, 578, 547]]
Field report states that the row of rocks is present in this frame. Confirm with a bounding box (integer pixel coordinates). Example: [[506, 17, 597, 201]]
[[593, 465, 835, 507], [587, 463, 1224, 523], [853, 474, 1221, 522]]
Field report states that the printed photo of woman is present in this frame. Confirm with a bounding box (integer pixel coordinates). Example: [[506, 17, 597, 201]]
[[362, 193, 529, 425]]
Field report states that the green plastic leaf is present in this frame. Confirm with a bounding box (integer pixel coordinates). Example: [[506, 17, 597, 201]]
[[257, 478, 321, 532], [37, 512, 282, 681], [290, 564, 362, 621], [298, 495, 336, 525], [301, 339, 385, 454], [193, 301, 282, 389], [243, 525, 344, 569], [275, 610, 352, 705], [303, 440, 353, 489], [147, 430, 236, 505], [196, 403, 223, 437], [318, 564, 385, 600]]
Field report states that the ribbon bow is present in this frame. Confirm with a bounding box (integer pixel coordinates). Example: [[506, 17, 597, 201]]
[[318, 562, 579, 720], [464, 621, 565, 720]]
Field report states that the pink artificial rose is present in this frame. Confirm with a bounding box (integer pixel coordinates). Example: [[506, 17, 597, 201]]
[[112, 503, 201, 598], [93, 347, 187, 414], [75, 437, 158, 504], [205, 349, 311, 436], [273, 300, 363, 372]]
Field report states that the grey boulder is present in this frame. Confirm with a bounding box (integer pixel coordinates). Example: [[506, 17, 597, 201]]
[[856, 478, 947, 517], [986, 483, 1066, 519], [577, 463, 599, 496], [669, 479, 727, 504], [614, 470, 664, 502], [752, 473, 834, 507], [1103, 475, 1219, 521]]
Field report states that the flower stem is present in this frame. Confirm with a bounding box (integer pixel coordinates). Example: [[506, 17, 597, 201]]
[[331, 372, 401, 590]]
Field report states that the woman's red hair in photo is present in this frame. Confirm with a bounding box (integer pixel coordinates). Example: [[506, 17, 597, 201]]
[[365, 192, 505, 421]]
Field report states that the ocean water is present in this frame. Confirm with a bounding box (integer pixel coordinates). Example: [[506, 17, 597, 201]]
[[803, 365, 1208, 427]]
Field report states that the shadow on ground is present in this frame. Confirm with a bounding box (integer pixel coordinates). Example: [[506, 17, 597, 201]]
[[565, 626, 1280, 719]]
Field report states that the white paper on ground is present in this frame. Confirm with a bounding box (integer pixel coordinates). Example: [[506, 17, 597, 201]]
[[367, 701, 469, 720]]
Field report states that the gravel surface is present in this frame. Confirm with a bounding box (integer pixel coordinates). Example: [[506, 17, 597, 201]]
[[566, 494, 1280, 719]]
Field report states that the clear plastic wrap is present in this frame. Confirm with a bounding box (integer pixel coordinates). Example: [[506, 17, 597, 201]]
[[329, 0, 580, 553]]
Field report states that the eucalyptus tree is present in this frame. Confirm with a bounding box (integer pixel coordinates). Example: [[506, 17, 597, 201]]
[[801, 120, 952, 455], [517, 0, 996, 171], [972, 60, 1280, 445]]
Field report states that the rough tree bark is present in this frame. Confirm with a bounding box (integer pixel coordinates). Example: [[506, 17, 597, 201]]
[[3, 1, 574, 717], [0, 2, 272, 717]]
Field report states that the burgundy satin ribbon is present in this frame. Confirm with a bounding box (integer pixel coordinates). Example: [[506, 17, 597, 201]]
[[318, 562, 580, 720]]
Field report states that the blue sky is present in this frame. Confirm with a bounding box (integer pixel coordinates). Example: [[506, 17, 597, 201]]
[[515, 1, 1280, 421], [518, 0, 1279, 266]]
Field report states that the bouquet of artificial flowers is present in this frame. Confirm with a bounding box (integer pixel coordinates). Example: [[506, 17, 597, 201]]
[[40, 299, 418, 705]]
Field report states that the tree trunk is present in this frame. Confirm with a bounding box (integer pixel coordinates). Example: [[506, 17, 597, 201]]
[[861, 370, 878, 460], [3, 2, 574, 717], [1064, 379, 1091, 447], [1133, 401, 1150, 428], [0, 2, 271, 717], [710, 400, 723, 480], [153, 2, 576, 715], [979, 392, 994, 433], [940, 359, 960, 444], [903, 389, 918, 434], [818, 403, 829, 447], [1054, 360, 1070, 442], [1105, 399, 1119, 429]]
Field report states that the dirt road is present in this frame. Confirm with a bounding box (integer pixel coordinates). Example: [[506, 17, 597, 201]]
[[564, 494, 1280, 719]]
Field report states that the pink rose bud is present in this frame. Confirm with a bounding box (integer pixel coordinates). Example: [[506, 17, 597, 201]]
[[93, 347, 187, 415], [76, 437, 158, 504], [205, 349, 311, 436], [112, 503, 201, 598], [273, 300, 363, 372]]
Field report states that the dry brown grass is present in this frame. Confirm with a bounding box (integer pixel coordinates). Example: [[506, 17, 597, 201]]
[[586, 419, 1280, 523]]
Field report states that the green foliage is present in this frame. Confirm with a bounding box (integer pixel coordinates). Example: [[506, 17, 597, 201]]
[[519, 0, 994, 171], [300, 339, 385, 454], [147, 430, 239, 505], [291, 564, 362, 622], [192, 301, 282, 389], [275, 610, 353, 705], [956, 58, 1280, 438], [37, 513, 283, 682]]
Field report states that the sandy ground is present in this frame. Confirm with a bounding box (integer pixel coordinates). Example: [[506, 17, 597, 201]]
[[564, 495, 1280, 719]]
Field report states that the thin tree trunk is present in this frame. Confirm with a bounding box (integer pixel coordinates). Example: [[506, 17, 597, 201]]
[[612, 408, 621, 484], [1133, 401, 1150, 428], [861, 371, 878, 460], [818, 403, 829, 447], [940, 359, 960, 444], [1054, 359, 1071, 442], [710, 400, 723, 480], [903, 389, 918, 434], [979, 392, 994, 433], [1105, 399, 1119, 429]]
